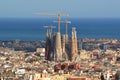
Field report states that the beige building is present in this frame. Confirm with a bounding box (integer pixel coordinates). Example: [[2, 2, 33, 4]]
[[36, 48, 45, 57], [79, 50, 91, 59]]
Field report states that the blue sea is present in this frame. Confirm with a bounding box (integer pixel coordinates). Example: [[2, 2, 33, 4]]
[[0, 18, 120, 41]]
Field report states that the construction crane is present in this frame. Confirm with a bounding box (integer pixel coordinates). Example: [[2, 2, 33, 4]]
[[54, 20, 71, 35], [54, 20, 71, 44], [35, 11, 69, 32], [65, 20, 71, 35]]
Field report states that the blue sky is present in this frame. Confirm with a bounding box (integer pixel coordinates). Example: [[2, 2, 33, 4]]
[[0, 0, 120, 18]]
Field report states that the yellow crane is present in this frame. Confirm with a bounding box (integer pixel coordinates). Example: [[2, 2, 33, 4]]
[[54, 20, 71, 44], [35, 11, 69, 32]]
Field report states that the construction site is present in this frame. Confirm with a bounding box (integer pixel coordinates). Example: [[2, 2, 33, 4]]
[[40, 12, 78, 62]]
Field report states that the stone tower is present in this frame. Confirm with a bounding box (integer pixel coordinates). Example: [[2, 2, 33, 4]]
[[45, 29, 52, 60], [54, 32, 62, 61], [71, 27, 78, 61], [62, 35, 68, 60]]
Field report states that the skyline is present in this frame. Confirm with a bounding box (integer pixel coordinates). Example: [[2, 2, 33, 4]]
[[0, 0, 120, 18]]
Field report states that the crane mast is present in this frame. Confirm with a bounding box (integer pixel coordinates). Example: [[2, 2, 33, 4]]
[[35, 11, 69, 33]]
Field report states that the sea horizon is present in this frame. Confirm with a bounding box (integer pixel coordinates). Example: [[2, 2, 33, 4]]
[[0, 17, 120, 41]]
